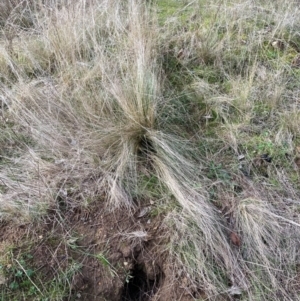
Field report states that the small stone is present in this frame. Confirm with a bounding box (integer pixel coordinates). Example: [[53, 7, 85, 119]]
[[271, 40, 285, 50]]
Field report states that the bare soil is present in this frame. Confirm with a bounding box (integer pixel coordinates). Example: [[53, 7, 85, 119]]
[[0, 198, 202, 301]]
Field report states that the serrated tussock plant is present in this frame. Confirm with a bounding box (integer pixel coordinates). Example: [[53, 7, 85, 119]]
[[1, 0, 300, 300], [0, 0, 238, 294]]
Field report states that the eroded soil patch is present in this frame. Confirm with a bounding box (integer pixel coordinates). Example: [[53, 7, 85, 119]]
[[0, 200, 197, 301]]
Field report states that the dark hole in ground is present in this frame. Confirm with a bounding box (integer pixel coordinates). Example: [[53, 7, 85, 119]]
[[121, 263, 159, 301]]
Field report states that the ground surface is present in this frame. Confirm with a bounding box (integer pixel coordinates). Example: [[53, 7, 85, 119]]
[[1, 0, 300, 300], [0, 199, 203, 301]]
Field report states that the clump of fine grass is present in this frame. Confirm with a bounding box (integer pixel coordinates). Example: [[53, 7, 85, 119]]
[[1, 1, 237, 297], [235, 197, 299, 300], [1, 0, 300, 300]]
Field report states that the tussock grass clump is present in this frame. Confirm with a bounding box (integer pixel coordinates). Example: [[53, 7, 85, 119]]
[[1, 0, 300, 300], [235, 197, 299, 300]]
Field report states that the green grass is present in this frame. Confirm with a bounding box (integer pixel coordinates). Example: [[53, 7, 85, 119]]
[[0, 246, 77, 301]]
